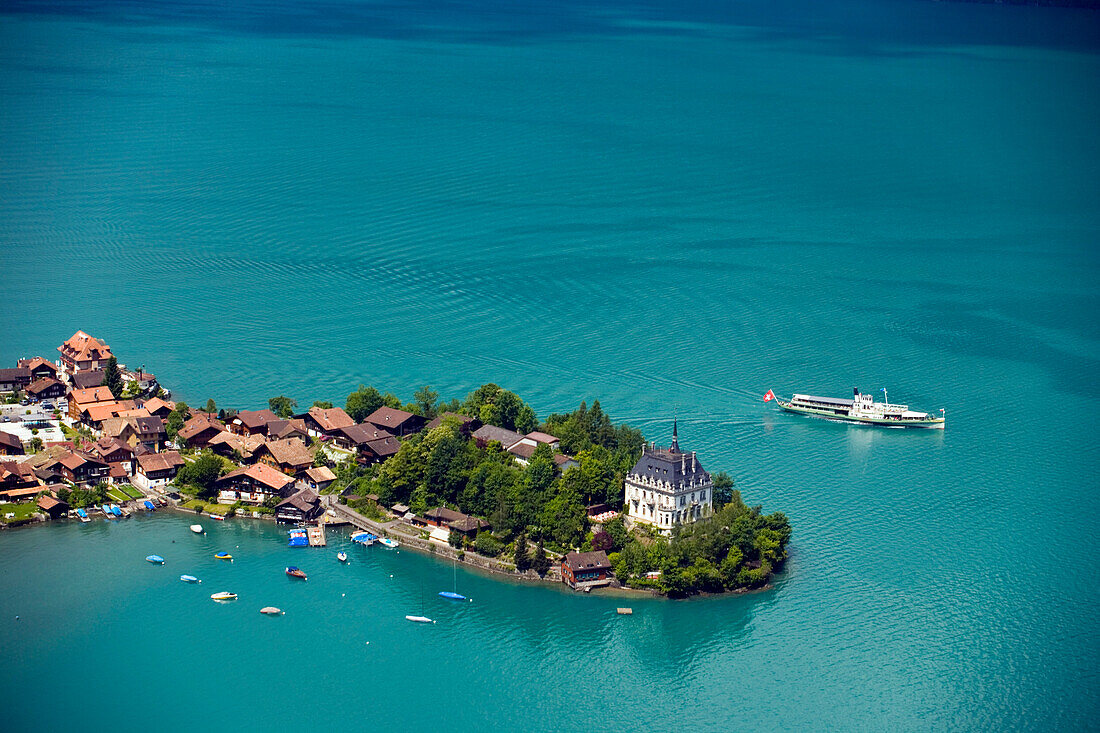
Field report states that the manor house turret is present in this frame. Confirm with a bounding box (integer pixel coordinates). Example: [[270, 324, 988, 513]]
[[624, 421, 712, 534]]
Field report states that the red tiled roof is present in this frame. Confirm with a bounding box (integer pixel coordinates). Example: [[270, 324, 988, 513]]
[[58, 331, 113, 364], [218, 462, 295, 491], [307, 406, 355, 432], [365, 406, 417, 428]]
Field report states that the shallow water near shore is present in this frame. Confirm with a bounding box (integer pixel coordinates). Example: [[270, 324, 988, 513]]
[[2, 0, 1099, 730]]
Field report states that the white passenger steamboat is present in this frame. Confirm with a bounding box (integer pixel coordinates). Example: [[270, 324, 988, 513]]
[[765, 388, 945, 428]]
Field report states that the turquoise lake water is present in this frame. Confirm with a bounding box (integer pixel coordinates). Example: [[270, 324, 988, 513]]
[[1, 0, 1099, 729]]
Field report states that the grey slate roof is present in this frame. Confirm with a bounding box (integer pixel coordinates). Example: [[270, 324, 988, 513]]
[[472, 424, 523, 448], [629, 446, 709, 488]]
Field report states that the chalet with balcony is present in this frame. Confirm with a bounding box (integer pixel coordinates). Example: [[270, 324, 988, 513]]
[[330, 423, 393, 452], [0, 430, 24, 456], [254, 438, 314, 475], [0, 368, 32, 393], [216, 463, 295, 505], [265, 419, 310, 443], [142, 397, 175, 419], [422, 506, 489, 539], [207, 431, 265, 463], [57, 451, 112, 487], [71, 370, 105, 390], [26, 377, 66, 402], [296, 466, 336, 493], [37, 494, 69, 519], [133, 451, 184, 492], [274, 489, 324, 523], [17, 357, 59, 382]]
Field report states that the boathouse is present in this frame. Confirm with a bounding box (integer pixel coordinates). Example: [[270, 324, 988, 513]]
[[274, 489, 324, 523], [561, 551, 613, 590]]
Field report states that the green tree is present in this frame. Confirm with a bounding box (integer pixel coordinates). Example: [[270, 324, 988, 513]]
[[474, 533, 503, 557], [166, 402, 189, 442], [532, 539, 550, 575], [712, 471, 734, 506], [414, 385, 439, 418], [345, 385, 384, 422], [514, 531, 530, 571], [29, 436, 44, 453], [204, 398, 217, 414], [448, 530, 463, 549], [103, 356, 123, 397], [268, 395, 297, 418], [176, 452, 225, 500], [312, 400, 334, 409]]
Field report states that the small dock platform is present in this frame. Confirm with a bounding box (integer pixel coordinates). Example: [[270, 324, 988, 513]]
[[307, 525, 326, 547]]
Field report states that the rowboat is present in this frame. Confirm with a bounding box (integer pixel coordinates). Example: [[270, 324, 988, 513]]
[[208, 513, 225, 521], [379, 538, 399, 549], [180, 575, 199, 583], [337, 552, 348, 562], [285, 566, 307, 580], [214, 552, 233, 560], [210, 591, 237, 601], [146, 555, 165, 564], [190, 524, 204, 534], [405, 615, 435, 624], [260, 607, 283, 615]]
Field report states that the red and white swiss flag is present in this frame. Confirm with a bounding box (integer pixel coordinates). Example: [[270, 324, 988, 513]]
[[763, 389, 776, 402]]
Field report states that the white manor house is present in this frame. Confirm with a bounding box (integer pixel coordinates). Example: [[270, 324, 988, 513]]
[[625, 422, 713, 534]]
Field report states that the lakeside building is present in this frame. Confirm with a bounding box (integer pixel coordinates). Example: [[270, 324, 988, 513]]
[[561, 551, 614, 590], [0, 368, 32, 393], [296, 466, 336, 493], [57, 331, 113, 379], [216, 463, 295, 505], [364, 406, 425, 437], [254, 437, 314, 475], [133, 451, 184, 492], [297, 406, 355, 438], [17, 357, 59, 382], [72, 371, 105, 390], [229, 409, 280, 436], [177, 414, 227, 448], [26, 377, 66, 402], [274, 489, 323, 523], [624, 421, 713, 535]]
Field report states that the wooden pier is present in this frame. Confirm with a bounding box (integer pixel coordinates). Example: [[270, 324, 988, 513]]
[[307, 525, 326, 547]]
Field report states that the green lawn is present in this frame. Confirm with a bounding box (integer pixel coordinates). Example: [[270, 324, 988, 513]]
[[115, 484, 143, 500], [105, 487, 129, 503], [0, 502, 40, 524], [204, 502, 233, 516], [181, 499, 206, 511]]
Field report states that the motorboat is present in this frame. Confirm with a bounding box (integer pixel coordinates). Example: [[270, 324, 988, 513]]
[[76, 508, 90, 523], [190, 524, 204, 534], [208, 513, 225, 521], [102, 504, 115, 519], [260, 607, 284, 615], [146, 555, 165, 564], [210, 592, 237, 601], [285, 566, 307, 580], [379, 538, 399, 549], [180, 575, 200, 583], [110, 504, 123, 516], [351, 532, 376, 546], [214, 552, 233, 560], [337, 552, 348, 562], [405, 615, 435, 624]]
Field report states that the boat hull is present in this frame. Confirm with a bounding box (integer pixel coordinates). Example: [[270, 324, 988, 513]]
[[778, 403, 945, 428]]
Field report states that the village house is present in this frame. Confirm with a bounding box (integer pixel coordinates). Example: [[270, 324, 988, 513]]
[[207, 431, 265, 463], [296, 466, 336, 493], [122, 368, 158, 396], [0, 367, 32, 393], [274, 489, 324, 523], [177, 414, 227, 448], [506, 441, 579, 471], [57, 331, 114, 378], [561, 551, 614, 590], [68, 386, 117, 421], [81, 401, 138, 430], [264, 418, 310, 443], [424, 412, 480, 435], [36, 494, 69, 519], [17, 357, 59, 382], [0, 430, 24, 456], [26, 377, 66, 402], [360, 435, 401, 464], [364, 406, 426, 437], [471, 424, 524, 450], [71, 370, 106, 390], [141, 397, 175, 419], [624, 422, 713, 534], [126, 416, 166, 450], [421, 506, 490, 540], [132, 451, 185, 492], [297, 406, 355, 438], [56, 451, 112, 487], [0, 460, 40, 498], [329, 423, 394, 452], [254, 437, 314, 475], [216, 463, 295, 505], [91, 436, 135, 476], [100, 417, 138, 445], [229, 409, 280, 436]]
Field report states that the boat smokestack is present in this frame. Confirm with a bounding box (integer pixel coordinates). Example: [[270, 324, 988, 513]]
[[853, 387, 859, 397]]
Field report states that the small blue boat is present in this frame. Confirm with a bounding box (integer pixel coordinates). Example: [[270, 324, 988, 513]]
[[180, 575, 199, 583], [351, 532, 377, 545], [143, 500, 156, 511], [110, 504, 122, 516], [438, 591, 467, 601], [146, 555, 165, 564], [102, 504, 114, 518], [76, 508, 89, 523]]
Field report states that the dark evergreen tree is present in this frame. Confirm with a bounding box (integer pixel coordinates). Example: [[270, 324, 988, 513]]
[[514, 531, 530, 571], [103, 356, 123, 397], [532, 540, 550, 576]]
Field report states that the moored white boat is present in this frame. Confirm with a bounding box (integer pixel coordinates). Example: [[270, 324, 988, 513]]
[[405, 615, 435, 624], [211, 591, 237, 601], [180, 575, 200, 583], [190, 524, 204, 534], [260, 607, 283, 615], [337, 551, 348, 562], [146, 555, 165, 564], [379, 538, 399, 548]]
